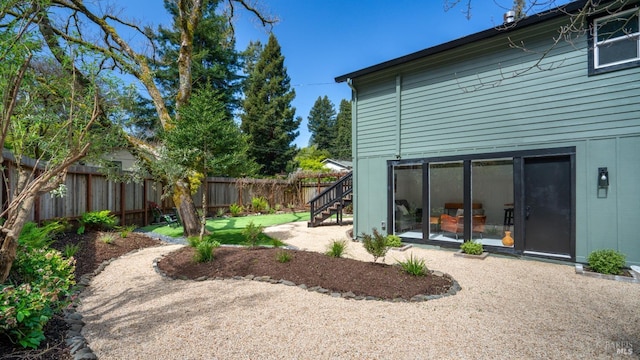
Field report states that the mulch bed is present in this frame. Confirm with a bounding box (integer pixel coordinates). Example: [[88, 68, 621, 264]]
[[157, 246, 454, 300]]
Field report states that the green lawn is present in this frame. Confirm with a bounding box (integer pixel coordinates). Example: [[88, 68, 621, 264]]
[[140, 212, 310, 246]]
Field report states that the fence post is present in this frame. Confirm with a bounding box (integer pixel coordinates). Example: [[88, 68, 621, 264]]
[[143, 179, 148, 226], [120, 182, 126, 225], [87, 173, 93, 213]]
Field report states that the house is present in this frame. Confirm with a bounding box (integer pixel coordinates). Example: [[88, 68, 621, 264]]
[[336, 0, 640, 265], [321, 158, 353, 172]]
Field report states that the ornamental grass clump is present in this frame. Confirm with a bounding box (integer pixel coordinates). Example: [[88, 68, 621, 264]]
[[188, 236, 221, 263], [362, 228, 389, 263], [275, 250, 292, 263], [326, 239, 348, 258], [460, 240, 484, 255], [587, 249, 626, 275], [397, 254, 428, 276]]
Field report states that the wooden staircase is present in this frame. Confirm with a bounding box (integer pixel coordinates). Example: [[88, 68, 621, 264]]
[[308, 171, 353, 227]]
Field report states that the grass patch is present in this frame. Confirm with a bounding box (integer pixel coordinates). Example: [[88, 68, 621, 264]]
[[140, 212, 309, 246]]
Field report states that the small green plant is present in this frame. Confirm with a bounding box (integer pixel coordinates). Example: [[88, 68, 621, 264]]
[[242, 221, 265, 247], [251, 196, 269, 212], [118, 225, 136, 238], [229, 203, 243, 217], [194, 239, 221, 263], [275, 250, 292, 263], [287, 203, 296, 213], [385, 234, 402, 248], [397, 254, 428, 276], [460, 240, 484, 255], [216, 207, 226, 217], [588, 249, 626, 275], [63, 243, 81, 258], [326, 239, 348, 258], [274, 204, 282, 212], [77, 210, 117, 234], [100, 233, 116, 244], [361, 228, 389, 263]]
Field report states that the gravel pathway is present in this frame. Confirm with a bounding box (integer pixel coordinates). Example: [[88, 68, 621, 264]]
[[79, 222, 640, 359]]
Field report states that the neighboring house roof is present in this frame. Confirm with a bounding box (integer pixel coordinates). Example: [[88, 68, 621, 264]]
[[335, 0, 589, 82], [322, 158, 353, 170]]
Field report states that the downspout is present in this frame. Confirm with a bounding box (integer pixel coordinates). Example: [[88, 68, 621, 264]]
[[347, 78, 358, 239]]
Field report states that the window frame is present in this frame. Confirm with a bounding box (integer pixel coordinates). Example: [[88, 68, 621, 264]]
[[589, 7, 640, 75]]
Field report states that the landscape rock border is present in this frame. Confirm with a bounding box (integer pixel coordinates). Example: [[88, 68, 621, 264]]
[[575, 263, 640, 284], [152, 249, 462, 303], [64, 244, 170, 360]]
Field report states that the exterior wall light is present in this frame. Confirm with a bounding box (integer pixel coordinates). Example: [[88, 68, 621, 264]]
[[598, 167, 609, 188]]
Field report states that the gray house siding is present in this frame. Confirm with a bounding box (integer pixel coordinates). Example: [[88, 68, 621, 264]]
[[349, 14, 640, 264]]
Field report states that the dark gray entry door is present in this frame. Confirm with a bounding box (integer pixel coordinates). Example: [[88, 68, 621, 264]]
[[523, 156, 572, 258]]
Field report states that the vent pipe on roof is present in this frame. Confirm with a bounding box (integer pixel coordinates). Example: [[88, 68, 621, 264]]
[[504, 10, 516, 24]]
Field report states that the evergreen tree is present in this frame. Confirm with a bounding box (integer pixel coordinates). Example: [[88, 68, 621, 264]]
[[240, 33, 301, 176], [307, 95, 336, 152], [333, 99, 352, 159]]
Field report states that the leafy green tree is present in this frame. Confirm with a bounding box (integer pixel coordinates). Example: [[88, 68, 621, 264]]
[[0, 1, 125, 282], [241, 33, 301, 176], [294, 145, 331, 172], [333, 99, 352, 159], [307, 95, 336, 152], [162, 86, 256, 239]]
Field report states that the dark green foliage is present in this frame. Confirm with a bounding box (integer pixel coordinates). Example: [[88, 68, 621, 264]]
[[1, 241, 75, 348], [18, 221, 64, 248], [460, 240, 484, 255], [240, 34, 301, 176], [397, 254, 428, 276], [588, 249, 626, 275], [77, 210, 117, 234], [326, 239, 348, 258], [307, 96, 336, 151], [242, 221, 265, 248], [361, 228, 389, 263], [333, 99, 352, 159]]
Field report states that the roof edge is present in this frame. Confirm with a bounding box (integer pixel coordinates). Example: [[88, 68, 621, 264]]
[[335, 0, 589, 83]]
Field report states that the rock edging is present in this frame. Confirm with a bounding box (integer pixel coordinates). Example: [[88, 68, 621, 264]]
[[152, 253, 461, 303], [64, 244, 170, 360], [575, 264, 640, 284]]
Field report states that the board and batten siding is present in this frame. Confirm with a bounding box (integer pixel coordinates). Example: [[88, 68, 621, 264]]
[[350, 16, 640, 264]]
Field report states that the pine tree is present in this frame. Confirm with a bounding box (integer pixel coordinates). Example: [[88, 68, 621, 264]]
[[307, 96, 337, 153], [333, 99, 352, 159], [241, 33, 301, 176]]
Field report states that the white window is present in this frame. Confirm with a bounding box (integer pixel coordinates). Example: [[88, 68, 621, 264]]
[[593, 8, 640, 69]]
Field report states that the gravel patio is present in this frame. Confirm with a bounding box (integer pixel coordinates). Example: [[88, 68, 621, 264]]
[[78, 222, 639, 359]]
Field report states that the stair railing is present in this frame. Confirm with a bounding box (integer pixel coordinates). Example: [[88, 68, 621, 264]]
[[309, 171, 353, 226]]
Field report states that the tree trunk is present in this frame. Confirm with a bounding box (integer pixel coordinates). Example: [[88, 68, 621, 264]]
[[173, 179, 200, 237], [0, 194, 36, 283]]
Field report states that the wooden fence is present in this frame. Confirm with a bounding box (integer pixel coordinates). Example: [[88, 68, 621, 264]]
[[0, 153, 341, 226]]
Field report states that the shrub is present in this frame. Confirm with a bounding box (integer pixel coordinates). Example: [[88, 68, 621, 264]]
[[216, 207, 226, 217], [229, 203, 243, 217], [251, 196, 269, 213], [1, 245, 76, 348], [362, 228, 389, 263], [460, 240, 484, 255], [385, 235, 402, 248], [588, 249, 626, 275], [63, 243, 81, 258], [275, 250, 292, 263], [100, 233, 116, 244], [242, 221, 265, 248], [397, 254, 427, 276], [18, 221, 65, 248], [326, 239, 348, 258], [77, 210, 117, 234]]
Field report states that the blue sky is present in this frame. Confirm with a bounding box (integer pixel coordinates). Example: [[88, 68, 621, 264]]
[[114, 0, 568, 148]]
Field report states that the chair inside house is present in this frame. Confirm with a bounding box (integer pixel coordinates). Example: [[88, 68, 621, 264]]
[[395, 199, 422, 232], [439, 202, 486, 239]]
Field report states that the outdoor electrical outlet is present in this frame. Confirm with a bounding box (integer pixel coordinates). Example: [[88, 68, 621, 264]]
[[381, 221, 386, 230]]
